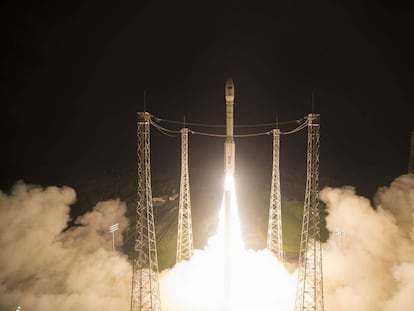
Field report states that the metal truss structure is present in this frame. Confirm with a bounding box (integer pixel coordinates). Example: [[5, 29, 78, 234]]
[[294, 113, 324, 311], [131, 112, 161, 311], [266, 128, 283, 261], [176, 127, 194, 262]]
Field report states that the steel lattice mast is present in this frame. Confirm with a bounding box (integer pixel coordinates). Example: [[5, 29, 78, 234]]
[[131, 112, 161, 311], [176, 127, 194, 262], [266, 128, 283, 261], [294, 113, 324, 311]]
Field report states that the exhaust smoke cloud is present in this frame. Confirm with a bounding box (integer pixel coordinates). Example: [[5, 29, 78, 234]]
[[0, 182, 131, 310], [1, 174, 414, 310], [321, 174, 414, 311]]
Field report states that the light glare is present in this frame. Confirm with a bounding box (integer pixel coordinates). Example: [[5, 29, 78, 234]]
[[160, 176, 297, 310]]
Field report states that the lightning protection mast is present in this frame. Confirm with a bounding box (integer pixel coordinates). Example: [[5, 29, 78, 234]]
[[266, 128, 283, 261], [176, 127, 194, 262], [294, 113, 324, 311], [131, 112, 161, 311]]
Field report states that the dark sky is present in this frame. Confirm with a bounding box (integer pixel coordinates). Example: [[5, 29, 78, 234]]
[[2, 1, 414, 202]]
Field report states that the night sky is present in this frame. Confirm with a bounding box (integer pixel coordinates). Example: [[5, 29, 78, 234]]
[[2, 1, 414, 207]]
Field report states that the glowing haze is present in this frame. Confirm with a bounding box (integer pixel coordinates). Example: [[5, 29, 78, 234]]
[[321, 174, 414, 311], [1, 174, 414, 310], [160, 175, 297, 311], [0, 182, 131, 310]]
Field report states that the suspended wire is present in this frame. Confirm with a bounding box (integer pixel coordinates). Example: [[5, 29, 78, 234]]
[[152, 115, 305, 128], [152, 116, 224, 128], [236, 120, 302, 128], [189, 130, 272, 138], [150, 119, 181, 134], [152, 126, 180, 138], [189, 131, 226, 138], [235, 131, 273, 137], [149, 114, 308, 138], [280, 120, 308, 135], [151, 120, 271, 138], [191, 121, 308, 137], [150, 120, 181, 137]]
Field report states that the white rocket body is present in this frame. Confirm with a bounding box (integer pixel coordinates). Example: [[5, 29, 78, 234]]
[[224, 78, 235, 306], [225, 78, 235, 176]]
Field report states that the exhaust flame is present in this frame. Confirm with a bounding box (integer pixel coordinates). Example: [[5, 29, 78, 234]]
[[160, 176, 297, 311]]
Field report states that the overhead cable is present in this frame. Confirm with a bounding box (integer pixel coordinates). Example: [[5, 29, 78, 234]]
[[150, 120, 181, 137], [280, 121, 308, 135], [152, 115, 305, 128], [149, 115, 308, 138]]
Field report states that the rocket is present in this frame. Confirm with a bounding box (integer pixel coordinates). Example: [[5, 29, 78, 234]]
[[225, 78, 235, 176], [224, 78, 235, 305]]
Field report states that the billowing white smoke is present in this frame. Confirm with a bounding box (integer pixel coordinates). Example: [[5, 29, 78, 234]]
[[0, 182, 131, 310], [161, 174, 414, 311], [2, 174, 414, 311], [321, 174, 414, 311]]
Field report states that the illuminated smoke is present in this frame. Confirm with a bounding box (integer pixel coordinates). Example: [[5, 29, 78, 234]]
[[161, 174, 414, 311], [1, 174, 414, 310], [321, 174, 414, 311], [0, 182, 131, 310]]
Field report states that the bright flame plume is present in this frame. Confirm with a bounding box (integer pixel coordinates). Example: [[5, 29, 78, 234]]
[[160, 176, 297, 311]]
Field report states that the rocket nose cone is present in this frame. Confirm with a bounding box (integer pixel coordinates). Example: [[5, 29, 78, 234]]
[[225, 78, 235, 101]]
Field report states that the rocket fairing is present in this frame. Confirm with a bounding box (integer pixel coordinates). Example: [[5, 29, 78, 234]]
[[225, 78, 235, 176]]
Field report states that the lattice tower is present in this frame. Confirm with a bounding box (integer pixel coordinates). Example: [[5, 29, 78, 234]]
[[176, 128, 194, 262], [266, 128, 283, 261], [294, 113, 324, 311], [131, 112, 161, 311]]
